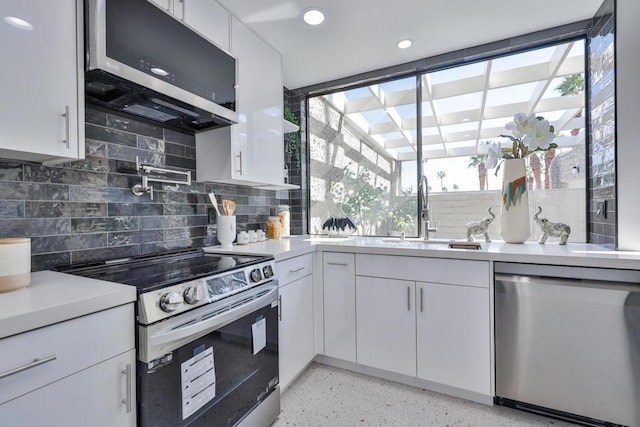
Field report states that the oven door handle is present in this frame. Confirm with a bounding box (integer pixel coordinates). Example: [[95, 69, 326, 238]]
[[148, 285, 278, 347]]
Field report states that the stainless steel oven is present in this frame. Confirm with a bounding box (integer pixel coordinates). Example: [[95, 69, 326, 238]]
[[57, 250, 280, 427]]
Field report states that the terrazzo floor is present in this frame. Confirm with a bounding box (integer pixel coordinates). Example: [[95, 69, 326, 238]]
[[272, 363, 577, 426]]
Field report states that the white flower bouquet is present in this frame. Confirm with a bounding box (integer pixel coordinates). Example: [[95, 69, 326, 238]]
[[486, 113, 557, 171]]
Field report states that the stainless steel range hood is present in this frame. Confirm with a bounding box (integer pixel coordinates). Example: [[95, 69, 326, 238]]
[[85, 0, 238, 133]]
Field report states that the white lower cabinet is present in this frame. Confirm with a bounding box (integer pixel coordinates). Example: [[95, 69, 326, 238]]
[[356, 277, 416, 376], [0, 349, 136, 427], [279, 274, 314, 390], [278, 254, 314, 391], [416, 281, 490, 395], [350, 254, 491, 398], [0, 304, 136, 426], [322, 252, 356, 362]]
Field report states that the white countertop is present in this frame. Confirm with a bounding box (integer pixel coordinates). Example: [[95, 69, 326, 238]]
[[6, 238, 636, 338], [0, 271, 136, 339], [205, 236, 640, 269]]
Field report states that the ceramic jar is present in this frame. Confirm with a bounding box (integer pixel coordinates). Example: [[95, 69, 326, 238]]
[[0, 238, 31, 293]]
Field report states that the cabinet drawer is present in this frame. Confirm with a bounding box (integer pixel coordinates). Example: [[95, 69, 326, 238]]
[[0, 304, 134, 405], [0, 349, 136, 427], [277, 253, 313, 286], [356, 254, 489, 288]]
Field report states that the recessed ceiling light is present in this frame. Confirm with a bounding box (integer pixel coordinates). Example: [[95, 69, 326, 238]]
[[4, 16, 33, 30], [303, 9, 324, 26], [397, 39, 412, 49]]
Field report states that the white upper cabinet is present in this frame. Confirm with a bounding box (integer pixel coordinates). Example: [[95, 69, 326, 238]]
[[0, 0, 84, 164], [148, 0, 230, 50], [184, 0, 230, 51], [196, 16, 287, 187]]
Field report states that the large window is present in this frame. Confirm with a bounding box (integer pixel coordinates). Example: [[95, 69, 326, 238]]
[[309, 40, 586, 242]]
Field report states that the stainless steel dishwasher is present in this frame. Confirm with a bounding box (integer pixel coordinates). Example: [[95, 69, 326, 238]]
[[494, 262, 640, 427]]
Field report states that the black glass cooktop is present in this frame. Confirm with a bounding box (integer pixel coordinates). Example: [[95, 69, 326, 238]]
[[55, 249, 269, 293]]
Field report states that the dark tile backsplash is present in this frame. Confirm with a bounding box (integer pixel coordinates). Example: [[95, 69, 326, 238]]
[[0, 107, 289, 271], [587, 0, 616, 248], [284, 88, 308, 235]]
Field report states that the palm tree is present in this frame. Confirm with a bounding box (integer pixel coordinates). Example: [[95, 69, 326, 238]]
[[436, 170, 446, 191], [556, 73, 585, 136], [467, 154, 488, 190], [555, 74, 584, 96]]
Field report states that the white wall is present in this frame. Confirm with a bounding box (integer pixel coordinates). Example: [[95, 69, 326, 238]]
[[616, 1, 640, 250]]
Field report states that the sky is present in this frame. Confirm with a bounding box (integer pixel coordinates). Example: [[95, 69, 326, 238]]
[[400, 157, 504, 193]]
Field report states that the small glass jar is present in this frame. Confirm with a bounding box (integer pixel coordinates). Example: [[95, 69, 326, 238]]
[[278, 205, 290, 237], [267, 216, 281, 240]]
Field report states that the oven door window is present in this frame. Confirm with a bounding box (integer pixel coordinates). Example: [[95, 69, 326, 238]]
[[138, 303, 278, 427]]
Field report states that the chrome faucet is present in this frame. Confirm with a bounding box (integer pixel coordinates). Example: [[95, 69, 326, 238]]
[[418, 175, 438, 240]]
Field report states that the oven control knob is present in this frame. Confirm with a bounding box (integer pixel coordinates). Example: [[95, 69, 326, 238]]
[[262, 265, 274, 279], [250, 268, 263, 283], [160, 291, 183, 312], [183, 286, 202, 305]]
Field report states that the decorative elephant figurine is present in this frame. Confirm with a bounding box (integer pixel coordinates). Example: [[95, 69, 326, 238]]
[[534, 206, 571, 245], [465, 207, 495, 242]]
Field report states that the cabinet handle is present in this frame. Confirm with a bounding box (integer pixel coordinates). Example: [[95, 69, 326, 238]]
[[420, 287, 424, 313], [278, 295, 282, 321], [289, 266, 305, 273], [236, 152, 243, 175], [327, 262, 348, 266], [0, 355, 57, 380], [122, 363, 132, 414], [178, 0, 185, 19], [407, 286, 411, 311], [62, 105, 70, 149]]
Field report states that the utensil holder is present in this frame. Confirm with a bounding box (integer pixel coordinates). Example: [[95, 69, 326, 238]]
[[217, 215, 236, 249]]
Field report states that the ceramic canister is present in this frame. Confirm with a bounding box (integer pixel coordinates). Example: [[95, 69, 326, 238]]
[[0, 238, 31, 293]]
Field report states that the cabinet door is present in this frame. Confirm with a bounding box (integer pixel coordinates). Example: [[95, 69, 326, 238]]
[[184, 0, 230, 50], [279, 275, 314, 390], [0, 350, 136, 427], [231, 17, 284, 185], [147, 0, 171, 12], [356, 277, 416, 376], [323, 252, 356, 362], [416, 282, 490, 395], [0, 0, 82, 162]]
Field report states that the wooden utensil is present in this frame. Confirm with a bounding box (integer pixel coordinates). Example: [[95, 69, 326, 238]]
[[227, 200, 236, 216], [208, 193, 221, 216], [222, 199, 236, 216]]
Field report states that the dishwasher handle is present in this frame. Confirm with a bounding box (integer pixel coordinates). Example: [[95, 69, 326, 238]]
[[495, 272, 640, 294]]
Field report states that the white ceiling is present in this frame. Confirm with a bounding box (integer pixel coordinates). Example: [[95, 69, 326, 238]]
[[217, 0, 603, 90]]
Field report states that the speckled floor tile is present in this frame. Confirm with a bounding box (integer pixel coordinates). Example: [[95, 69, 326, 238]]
[[273, 363, 577, 427]]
